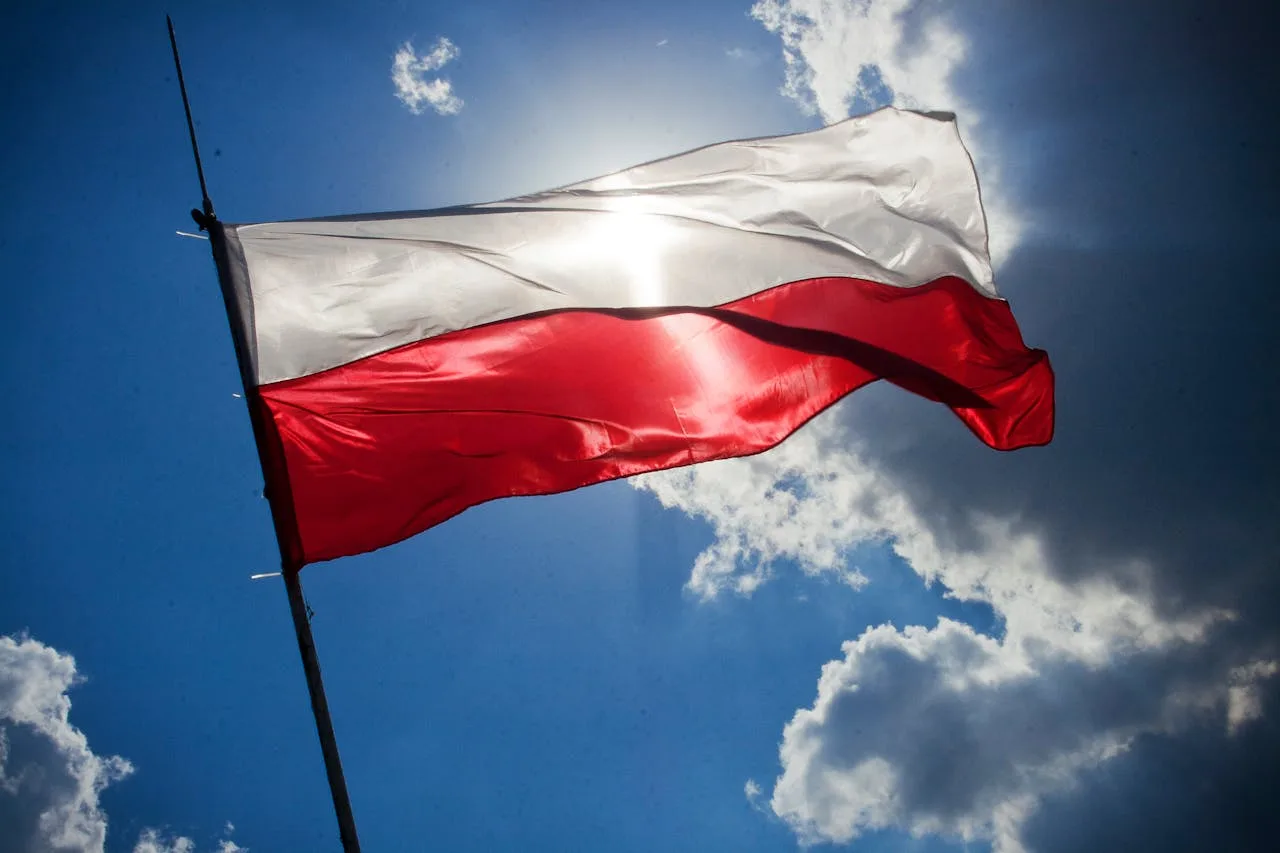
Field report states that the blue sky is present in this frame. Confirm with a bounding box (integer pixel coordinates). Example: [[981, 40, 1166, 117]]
[[2, 2, 1278, 852]]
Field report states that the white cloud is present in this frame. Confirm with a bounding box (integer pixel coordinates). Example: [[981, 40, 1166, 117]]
[[769, 618, 1262, 852], [638, 421, 884, 599], [132, 829, 246, 853], [1, 634, 243, 853], [751, 0, 958, 122], [637, 414, 1226, 661], [744, 778, 769, 814], [391, 38, 464, 116], [0, 634, 133, 852], [749, 0, 1023, 267], [635, 403, 1255, 851], [1225, 660, 1279, 735], [132, 832, 196, 853]]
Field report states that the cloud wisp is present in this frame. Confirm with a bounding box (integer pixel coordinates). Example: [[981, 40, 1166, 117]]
[[391, 38, 464, 116]]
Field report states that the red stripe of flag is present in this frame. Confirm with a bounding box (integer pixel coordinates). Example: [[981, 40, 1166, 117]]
[[257, 275, 1053, 567]]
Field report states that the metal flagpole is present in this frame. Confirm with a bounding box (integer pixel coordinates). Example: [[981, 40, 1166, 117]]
[[282, 570, 363, 853], [167, 17, 363, 852]]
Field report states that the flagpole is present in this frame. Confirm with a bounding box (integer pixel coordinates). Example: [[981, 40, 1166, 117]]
[[167, 16, 213, 223], [167, 17, 362, 852], [283, 569, 363, 852]]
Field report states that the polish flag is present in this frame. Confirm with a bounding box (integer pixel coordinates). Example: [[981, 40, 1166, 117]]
[[210, 108, 1054, 569]]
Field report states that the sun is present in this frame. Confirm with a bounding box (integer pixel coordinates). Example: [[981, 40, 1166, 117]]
[[581, 172, 687, 307]]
